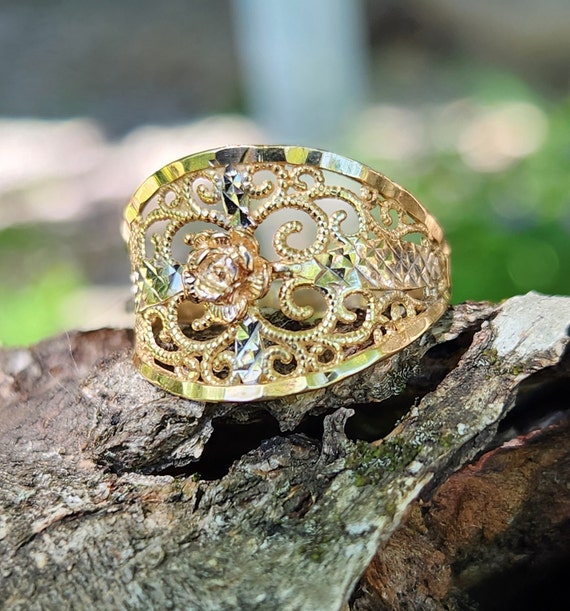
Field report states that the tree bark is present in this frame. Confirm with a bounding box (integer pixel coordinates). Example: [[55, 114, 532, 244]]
[[0, 292, 568, 610]]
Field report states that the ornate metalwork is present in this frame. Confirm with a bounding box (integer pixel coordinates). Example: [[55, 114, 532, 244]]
[[124, 146, 450, 401]]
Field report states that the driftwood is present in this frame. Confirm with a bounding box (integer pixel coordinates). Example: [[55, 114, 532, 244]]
[[0, 292, 568, 610]]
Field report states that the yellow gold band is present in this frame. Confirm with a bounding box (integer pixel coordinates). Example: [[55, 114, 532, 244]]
[[124, 145, 450, 402]]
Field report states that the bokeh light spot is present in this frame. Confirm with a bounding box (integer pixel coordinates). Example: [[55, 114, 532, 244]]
[[459, 102, 548, 172]]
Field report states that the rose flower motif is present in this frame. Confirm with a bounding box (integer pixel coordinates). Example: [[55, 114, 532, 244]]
[[183, 229, 271, 325]]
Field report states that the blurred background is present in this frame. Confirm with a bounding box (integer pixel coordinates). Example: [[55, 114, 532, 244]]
[[0, 0, 569, 346]]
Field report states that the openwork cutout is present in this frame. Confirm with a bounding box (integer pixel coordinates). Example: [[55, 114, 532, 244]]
[[123, 146, 450, 401]]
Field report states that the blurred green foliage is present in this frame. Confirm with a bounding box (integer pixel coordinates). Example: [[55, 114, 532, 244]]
[[0, 264, 81, 347], [357, 95, 570, 304], [0, 226, 83, 347], [415, 116, 569, 303]]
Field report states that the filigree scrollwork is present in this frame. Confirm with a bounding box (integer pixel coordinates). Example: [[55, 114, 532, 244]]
[[126, 146, 450, 399]]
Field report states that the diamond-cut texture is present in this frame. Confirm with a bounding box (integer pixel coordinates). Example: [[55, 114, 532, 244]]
[[135, 260, 184, 306], [304, 236, 442, 293], [222, 165, 253, 228], [366, 240, 443, 290], [233, 316, 264, 384], [313, 239, 368, 290]]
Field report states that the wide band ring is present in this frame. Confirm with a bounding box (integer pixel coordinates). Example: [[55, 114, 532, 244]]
[[123, 145, 450, 402]]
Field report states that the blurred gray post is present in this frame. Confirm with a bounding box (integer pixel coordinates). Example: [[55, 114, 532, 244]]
[[232, 0, 368, 148]]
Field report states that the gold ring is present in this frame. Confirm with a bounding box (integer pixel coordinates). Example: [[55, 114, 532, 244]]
[[123, 145, 450, 402]]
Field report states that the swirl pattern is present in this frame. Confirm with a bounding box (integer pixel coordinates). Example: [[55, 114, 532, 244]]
[[124, 146, 450, 401]]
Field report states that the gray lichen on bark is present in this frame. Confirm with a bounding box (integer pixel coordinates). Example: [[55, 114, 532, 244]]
[[0, 292, 568, 610]]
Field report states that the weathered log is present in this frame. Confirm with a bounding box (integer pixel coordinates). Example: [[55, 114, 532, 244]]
[[0, 292, 568, 610]]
